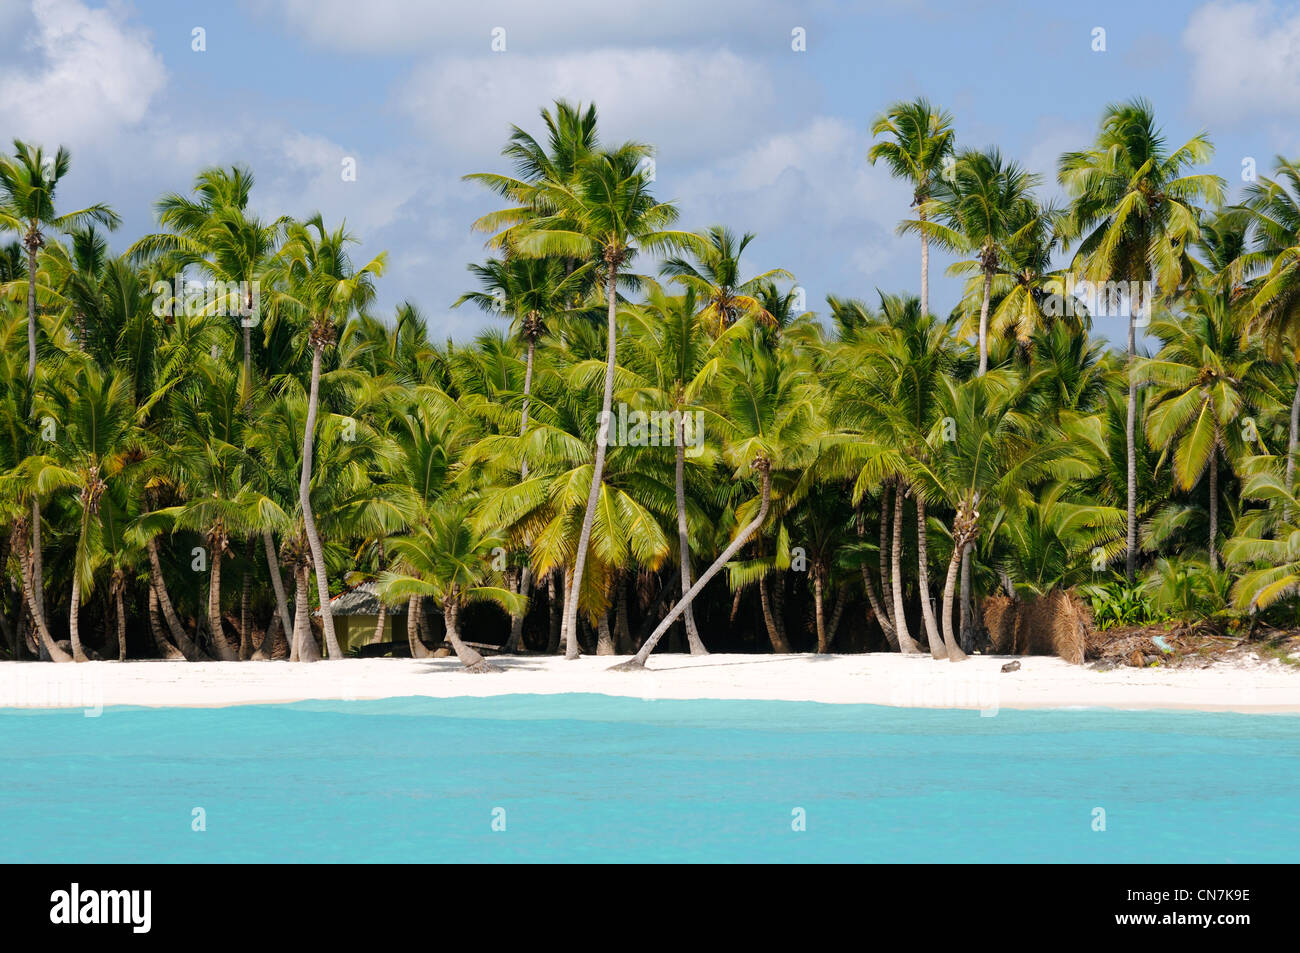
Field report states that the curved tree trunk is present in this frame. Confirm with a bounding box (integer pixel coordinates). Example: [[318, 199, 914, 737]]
[[616, 462, 773, 669], [14, 528, 69, 662], [563, 266, 620, 659], [892, 487, 922, 654], [206, 534, 238, 661], [148, 585, 186, 660], [147, 537, 206, 660], [444, 593, 497, 672], [32, 500, 46, 660], [300, 343, 344, 659], [939, 547, 968, 661], [823, 584, 848, 653], [262, 530, 294, 650], [596, 610, 615, 655], [406, 594, 430, 658], [759, 572, 792, 653], [675, 419, 707, 654], [504, 566, 532, 653], [370, 600, 388, 645], [69, 566, 89, 662], [916, 497, 945, 658]]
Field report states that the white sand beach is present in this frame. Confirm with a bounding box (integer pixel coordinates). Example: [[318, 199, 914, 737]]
[[1, 652, 1297, 714]]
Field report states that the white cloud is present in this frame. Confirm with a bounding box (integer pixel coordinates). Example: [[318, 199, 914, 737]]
[[271, 0, 791, 53], [1184, 0, 1300, 123], [0, 0, 167, 146], [399, 47, 778, 163]]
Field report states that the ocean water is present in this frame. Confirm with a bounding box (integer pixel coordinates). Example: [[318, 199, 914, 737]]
[[1, 694, 1297, 862]]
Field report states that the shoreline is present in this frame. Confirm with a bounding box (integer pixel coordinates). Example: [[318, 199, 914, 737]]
[[1, 653, 1297, 714]]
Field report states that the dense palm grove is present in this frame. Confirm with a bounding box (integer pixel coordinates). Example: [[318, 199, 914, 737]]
[[4, 96, 1300, 669]]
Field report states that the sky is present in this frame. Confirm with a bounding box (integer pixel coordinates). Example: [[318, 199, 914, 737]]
[[1, 0, 1298, 347]]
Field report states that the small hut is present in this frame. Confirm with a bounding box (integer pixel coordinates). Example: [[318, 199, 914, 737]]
[[316, 582, 407, 654]]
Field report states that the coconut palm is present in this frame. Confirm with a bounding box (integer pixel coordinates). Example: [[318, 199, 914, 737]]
[[1058, 99, 1225, 581], [659, 225, 793, 337], [269, 214, 386, 660], [614, 327, 820, 668], [475, 145, 696, 658], [378, 501, 524, 672], [868, 98, 956, 320], [1134, 292, 1276, 569]]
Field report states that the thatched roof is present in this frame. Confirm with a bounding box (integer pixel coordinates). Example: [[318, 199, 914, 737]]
[[315, 582, 405, 617]]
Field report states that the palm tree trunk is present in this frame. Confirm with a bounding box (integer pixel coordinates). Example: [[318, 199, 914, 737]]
[[148, 585, 186, 660], [370, 600, 388, 645], [262, 530, 294, 644], [758, 572, 792, 653], [977, 268, 993, 376], [444, 593, 496, 672], [916, 497, 945, 658], [14, 527, 70, 662], [824, 584, 848, 653], [26, 234, 38, 383], [561, 565, 578, 657], [293, 564, 321, 662], [521, 334, 536, 479], [504, 566, 532, 653], [939, 545, 969, 661], [69, 564, 88, 662], [1125, 313, 1138, 582], [563, 266, 620, 658], [1287, 371, 1299, 493], [813, 574, 828, 653], [675, 426, 706, 654], [892, 487, 922, 653], [617, 462, 773, 669], [1209, 447, 1219, 572], [300, 343, 344, 659], [546, 569, 562, 655], [596, 610, 615, 655], [406, 594, 430, 658], [856, 502, 896, 647], [206, 536, 237, 661], [614, 576, 633, 654], [31, 499, 45, 659], [239, 544, 252, 659], [959, 546, 974, 652], [879, 485, 895, 633], [114, 584, 127, 662], [919, 209, 930, 318], [147, 537, 205, 660]]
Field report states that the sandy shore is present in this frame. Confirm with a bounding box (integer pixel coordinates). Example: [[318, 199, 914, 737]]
[[1, 652, 1297, 714]]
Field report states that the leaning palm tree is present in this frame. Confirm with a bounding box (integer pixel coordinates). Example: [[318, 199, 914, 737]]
[[474, 145, 697, 658], [1058, 99, 1225, 581], [378, 502, 523, 672], [868, 98, 956, 320], [269, 215, 386, 660], [613, 327, 820, 669], [658, 225, 792, 337]]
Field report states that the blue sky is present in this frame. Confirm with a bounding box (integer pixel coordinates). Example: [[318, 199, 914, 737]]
[[2, 0, 1298, 346]]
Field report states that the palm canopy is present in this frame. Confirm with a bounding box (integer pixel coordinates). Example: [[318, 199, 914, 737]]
[[659, 225, 793, 336], [1058, 98, 1224, 300], [867, 98, 956, 205]]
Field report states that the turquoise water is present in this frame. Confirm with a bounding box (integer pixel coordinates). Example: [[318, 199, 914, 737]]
[[1, 694, 1297, 862]]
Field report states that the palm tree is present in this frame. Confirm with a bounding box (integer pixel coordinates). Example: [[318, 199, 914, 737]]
[[912, 370, 1085, 658], [1243, 157, 1300, 490], [1058, 99, 1225, 581], [910, 148, 1038, 375], [378, 502, 523, 672], [868, 98, 956, 320], [614, 327, 820, 668], [476, 145, 696, 658], [659, 225, 792, 337], [271, 215, 386, 660], [0, 142, 119, 652], [1134, 292, 1276, 569]]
